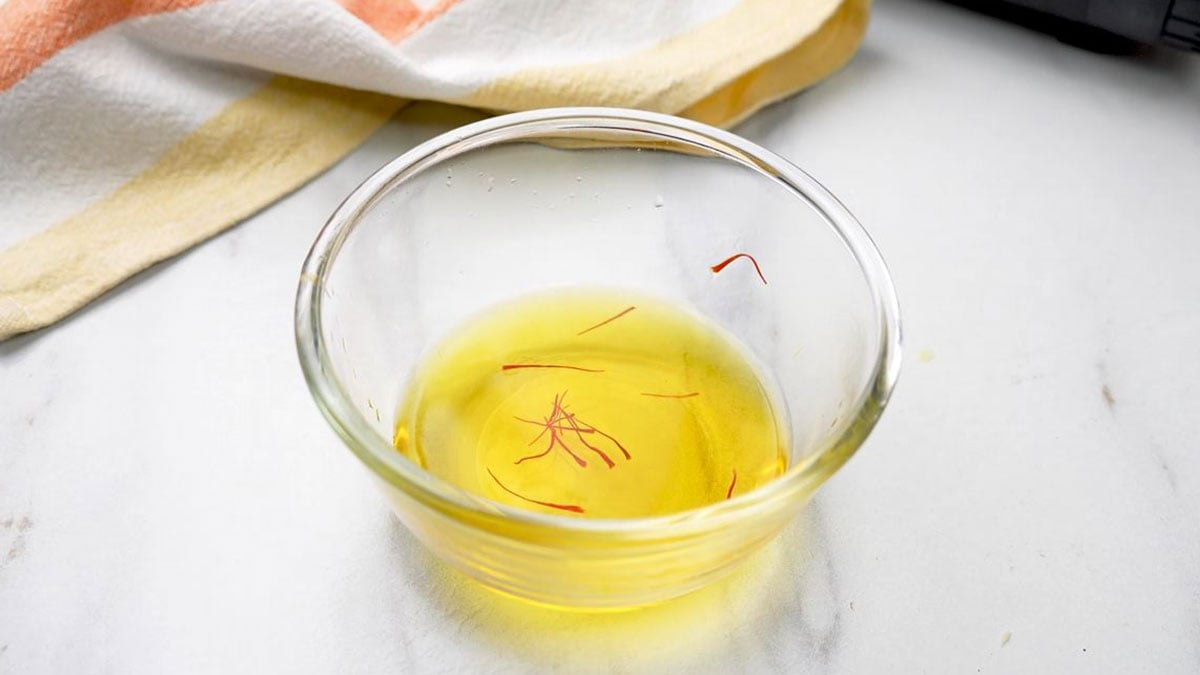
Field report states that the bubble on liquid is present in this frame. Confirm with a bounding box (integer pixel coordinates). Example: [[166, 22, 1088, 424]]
[[654, 195, 665, 208]]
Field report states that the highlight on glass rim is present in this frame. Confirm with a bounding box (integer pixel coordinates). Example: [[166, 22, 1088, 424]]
[[5, 0, 1196, 670]]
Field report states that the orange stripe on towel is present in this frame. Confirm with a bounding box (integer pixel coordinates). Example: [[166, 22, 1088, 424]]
[[0, 0, 216, 93], [338, 0, 461, 43], [337, 0, 422, 42]]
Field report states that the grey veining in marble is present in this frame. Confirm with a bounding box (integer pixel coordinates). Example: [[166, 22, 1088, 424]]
[[3, 0, 1199, 672]]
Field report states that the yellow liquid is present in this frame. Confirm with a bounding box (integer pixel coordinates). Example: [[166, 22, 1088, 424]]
[[393, 289, 787, 518]]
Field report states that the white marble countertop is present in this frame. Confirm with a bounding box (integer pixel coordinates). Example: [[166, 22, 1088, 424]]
[[3, 1, 1199, 672]]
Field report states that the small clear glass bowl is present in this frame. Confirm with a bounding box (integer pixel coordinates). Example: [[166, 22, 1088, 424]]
[[295, 107, 901, 609]]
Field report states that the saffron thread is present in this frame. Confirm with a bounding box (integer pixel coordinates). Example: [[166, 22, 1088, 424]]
[[501, 364, 604, 373], [513, 391, 629, 467], [487, 468, 584, 513], [640, 392, 700, 399], [577, 305, 636, 336], [710, 253, 768, 285], [513, 394, 592, 467], [726, 469, 738, 499]]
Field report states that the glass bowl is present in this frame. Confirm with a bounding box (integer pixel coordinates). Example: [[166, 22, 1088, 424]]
[[295, 107, 901, 609]]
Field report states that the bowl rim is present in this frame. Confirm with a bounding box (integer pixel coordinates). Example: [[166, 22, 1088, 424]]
[[295, 106, 902, 537]]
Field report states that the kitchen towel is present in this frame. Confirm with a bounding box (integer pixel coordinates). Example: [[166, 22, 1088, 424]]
[[0, 0, 869, 340]]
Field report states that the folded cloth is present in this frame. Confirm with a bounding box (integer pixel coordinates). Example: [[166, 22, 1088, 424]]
[[0, 0, 869, 340]]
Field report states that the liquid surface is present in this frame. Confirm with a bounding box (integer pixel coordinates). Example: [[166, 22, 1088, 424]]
[[393, 289, 787, 518]]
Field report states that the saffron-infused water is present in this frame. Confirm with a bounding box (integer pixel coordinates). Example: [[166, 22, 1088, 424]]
[[392, 289, 787, 518]]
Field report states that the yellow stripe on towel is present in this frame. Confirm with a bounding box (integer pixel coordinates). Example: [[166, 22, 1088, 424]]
[[0, 76, 403, 339], [459, 0, 869, 128], [682, 0, 870, 127]]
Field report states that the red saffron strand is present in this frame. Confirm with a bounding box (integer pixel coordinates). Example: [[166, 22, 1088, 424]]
[[555, 434, 589, 467], [514, 436, 588, 467], [513, 394, 590, 467], [515, 416, 554, 446], [547, 394, 591, 467], [501, 364, 604, 373], [726, 469, 738, 499], [512, 392, 631, 467], [487, 468, 584, 513], [710, 252, 768, 285], [577, 305, 637, 336], [574, 418, 632, 461], [514, 416, 596, 439], [640, 391, 700, 399], [513, 435, 556, 464], [518, 391, 567, 446], [559, 411, 616, 468]]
